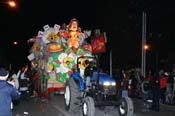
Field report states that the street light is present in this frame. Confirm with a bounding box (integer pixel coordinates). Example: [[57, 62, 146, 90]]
[[144, 44, 149, 51], [0, 1, 17, 8], [13, 41, 18, 45], [7, 1, 16, 8]]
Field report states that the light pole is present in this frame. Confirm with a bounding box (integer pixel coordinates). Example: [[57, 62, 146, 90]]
[[141, 11, 147, 78]]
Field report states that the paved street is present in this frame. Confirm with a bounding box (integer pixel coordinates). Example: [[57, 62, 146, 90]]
[[13, 94, 175, 116]]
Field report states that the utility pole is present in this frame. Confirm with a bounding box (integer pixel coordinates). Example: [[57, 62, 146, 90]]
[[141, 12, 147, 78], [110, 49, 112, 77]]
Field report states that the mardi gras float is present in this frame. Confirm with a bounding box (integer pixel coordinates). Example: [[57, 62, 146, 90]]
[[27, 18, 106, 99], [28, 18, 91, 98]]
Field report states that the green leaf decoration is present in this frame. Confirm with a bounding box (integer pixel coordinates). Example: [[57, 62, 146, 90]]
[[58, 72, 68, 83], [41, 71, 49, 93], [52, 53, 60, 61], [68, 60, 75, 69], [65, 47, 73, 54], [52, 61, 60, 67], [76, 48, 85, 56], [42, 45, 46, 55]]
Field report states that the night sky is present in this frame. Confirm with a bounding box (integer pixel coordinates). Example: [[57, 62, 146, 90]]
[[0, 0, 175, 70]]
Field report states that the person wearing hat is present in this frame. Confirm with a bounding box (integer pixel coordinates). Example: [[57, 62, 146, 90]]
[[0, 68, 20, 116]]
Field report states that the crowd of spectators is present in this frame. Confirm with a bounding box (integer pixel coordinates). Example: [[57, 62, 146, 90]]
[[114, 68, 175, 105]]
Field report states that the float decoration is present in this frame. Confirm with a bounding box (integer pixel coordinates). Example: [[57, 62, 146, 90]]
[[28, 18, 93, 98], [91, 36, 106, 54]]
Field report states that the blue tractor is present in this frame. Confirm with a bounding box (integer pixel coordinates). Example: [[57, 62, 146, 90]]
[[64, 56, 134, 116]]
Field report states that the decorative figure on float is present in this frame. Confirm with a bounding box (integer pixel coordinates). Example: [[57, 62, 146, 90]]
[[67, 18, 81, 53], [60, 18, 91, 55], [59, 23, 68, 48]]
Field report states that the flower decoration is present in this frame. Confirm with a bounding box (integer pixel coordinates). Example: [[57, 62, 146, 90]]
[[33, 41, 41, 56]]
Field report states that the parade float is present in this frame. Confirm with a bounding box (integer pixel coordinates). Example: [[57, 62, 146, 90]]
[[27, 19, 134, 116], [28, 18, 94, 99]]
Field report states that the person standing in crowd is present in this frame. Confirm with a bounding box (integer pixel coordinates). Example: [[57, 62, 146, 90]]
[[116, 70, 125, 89], [119, 70, 126, 87], [171, 71, 175, 104], [135, 71, 142, 98], [159, 72, 168, 104], [166, 71, 174, 104], [129, 71, 138, 98], [32, 69, 40, 98], [151, 71, 160, 112], [145, 70, 153, 82], [11, 69, 21, 105], [0, 67, 20, 116], [11, 69, 21, 90], [25, 67, 34, 97], [27, 76, 33, 97], [19, 66, 28, 101]]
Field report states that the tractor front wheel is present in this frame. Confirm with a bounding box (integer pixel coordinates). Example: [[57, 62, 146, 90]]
[[118, 96, 134, 116], [82, 96, 95, 116]]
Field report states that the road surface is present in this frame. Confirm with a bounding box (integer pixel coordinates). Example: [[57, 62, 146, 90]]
[[13, 94, 175, 116]]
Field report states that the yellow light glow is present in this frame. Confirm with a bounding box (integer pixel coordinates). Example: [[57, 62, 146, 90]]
[[8, 1, 16, 8], [144, 44, 149, 50]]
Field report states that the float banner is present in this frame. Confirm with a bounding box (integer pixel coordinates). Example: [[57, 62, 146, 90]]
[[91, 36, 106, 54], [27, 53, 35, 61]]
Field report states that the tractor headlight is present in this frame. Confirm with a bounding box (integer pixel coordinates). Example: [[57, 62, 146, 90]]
[[103, 82, 110, 86], [111, 82, 116, 86], [103, 82, 116, 86]]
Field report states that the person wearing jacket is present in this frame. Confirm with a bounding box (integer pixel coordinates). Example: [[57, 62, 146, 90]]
[[151, 71, 160, 112], [0, 67, 20, 116], [160, 72, 168, 104]]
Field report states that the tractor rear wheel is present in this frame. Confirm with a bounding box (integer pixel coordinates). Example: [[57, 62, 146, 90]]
[[64, 78, 80, 113]]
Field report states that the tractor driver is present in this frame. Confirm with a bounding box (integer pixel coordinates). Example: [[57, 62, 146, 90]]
[[84, 60, 94, 90]]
